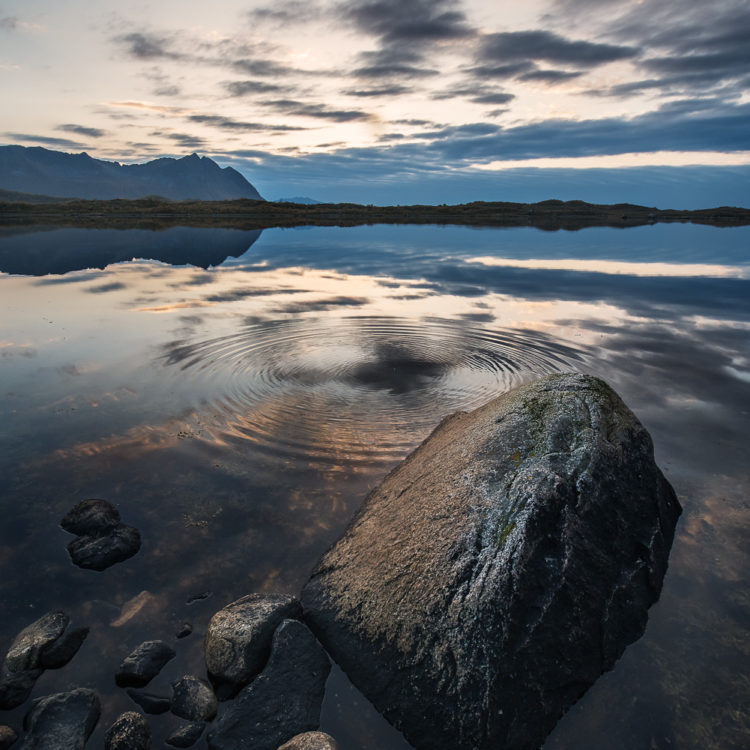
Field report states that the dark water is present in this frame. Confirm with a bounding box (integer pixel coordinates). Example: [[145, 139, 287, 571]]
[[0, 223, 748, 748]]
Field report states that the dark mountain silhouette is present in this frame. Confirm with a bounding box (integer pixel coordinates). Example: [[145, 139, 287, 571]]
[[0, 146, 263, 201]]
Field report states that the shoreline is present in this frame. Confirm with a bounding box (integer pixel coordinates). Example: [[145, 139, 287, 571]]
[[1, 198, 749, 231]]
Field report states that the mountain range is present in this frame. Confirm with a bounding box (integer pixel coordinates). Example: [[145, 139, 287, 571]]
[[0, 146, 263, 201]]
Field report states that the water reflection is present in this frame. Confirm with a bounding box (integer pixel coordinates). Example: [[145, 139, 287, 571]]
[[0, 224, 748, 749]]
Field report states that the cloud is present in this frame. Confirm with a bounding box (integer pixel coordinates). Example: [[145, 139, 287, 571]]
[[0, 16, 17, 31], [477, 31, 638, 67], [260, 99, 375, 122], [247, 0, 325, 26], [339, 0, 473, 44], [4, 132, 84, 149], [57, 124, 107, 138], [224, 80, 289, 96], [187, 114, 306, 132], [343, 84, 414, 97], [151, 131, 209, 150], [518, 69, 583, 83], [116, 31, 180, 61]]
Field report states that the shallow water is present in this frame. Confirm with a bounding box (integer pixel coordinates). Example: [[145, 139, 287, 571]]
[[0, 223, 748, 748]]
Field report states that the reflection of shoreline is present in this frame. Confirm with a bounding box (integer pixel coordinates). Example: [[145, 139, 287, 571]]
[[1, 198, 749, 231], [0, 226, 262, 275]]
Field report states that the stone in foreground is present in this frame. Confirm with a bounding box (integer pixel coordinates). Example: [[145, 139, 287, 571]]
[[170, 675, 217, 722], [104, 711, 151, 750], [205, 593, 302, 700], [302, 373, 682, 750], [21, 688, 100, 750], [207, 619, 330, 750], [278, 731, 341, 750], [166, 722, 205, 748]]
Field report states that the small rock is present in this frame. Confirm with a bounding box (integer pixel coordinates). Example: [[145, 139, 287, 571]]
[[39, 626, 89, 670], [186, 592, 211, 604], [176, 623, 193, 639], [104, 711, 151, 750], [207, 619, 330, 750], [171, 676, 217, 722], [116, 640, 176, 688], [205, 593, 302, 699], [278, 731, 341, 750], [21, 688, 100, 750], [166, 722, 205, 748], [66, 524, 141, 571], [61, 499, 120, 536], [62, 499, 141, 571], [126, 689, 171, 715], [0, 725, 18, 750]]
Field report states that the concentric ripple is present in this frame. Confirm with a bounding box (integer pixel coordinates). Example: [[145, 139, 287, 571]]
[[162, 317, 587, 469]]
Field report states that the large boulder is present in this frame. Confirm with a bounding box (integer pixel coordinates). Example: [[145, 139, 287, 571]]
[[207, 619, 330, 750], [301, 373, 682, 750], [170, 675, 217, 722], [104, 711, 151, 750], [20, 689, 100, 750], [278, 732, 341, 750], [205, 594, 302, 699]]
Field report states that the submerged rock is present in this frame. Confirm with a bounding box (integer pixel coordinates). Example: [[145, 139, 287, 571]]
[[170, 675, 217, 722], [207, 619, 330, 750], [278, 731, 341, 750], [61, 499, 141, 571], [302, 373, 682, 750], [205, 593, 302, 699], [126, 689, 172, 715], [165, 722, 204, 748], [104, 711, 151, 750], [115, 640, 176, 688], [39, 626, 89, 670], [21, 688, 100, 750]]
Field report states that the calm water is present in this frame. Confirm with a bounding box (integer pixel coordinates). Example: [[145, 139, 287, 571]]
[[0, 223, 748, 748]]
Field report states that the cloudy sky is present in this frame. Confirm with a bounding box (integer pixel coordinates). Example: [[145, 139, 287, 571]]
[[2, 0, 749, 203]]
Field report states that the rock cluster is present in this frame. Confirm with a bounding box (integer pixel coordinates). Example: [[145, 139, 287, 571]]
[[61, 499, 141, 571], [302, 373, 682, 750]]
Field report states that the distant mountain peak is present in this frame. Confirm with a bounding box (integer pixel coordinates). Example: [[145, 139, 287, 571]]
[[0, 145, 264, 201]]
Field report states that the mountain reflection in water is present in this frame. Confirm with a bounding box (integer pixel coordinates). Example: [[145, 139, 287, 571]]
[[0, 223, 748, 749]]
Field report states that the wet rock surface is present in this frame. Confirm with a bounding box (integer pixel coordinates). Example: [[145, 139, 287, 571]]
[[205, 593, 302, 699], [302, 373, 682, 750], [115, 640, 176, 688], [61, 499, 141, 571], [0, 725, 18, 750], [170, 675, 217, 722], [103, 711, 151, 750], [207, 619, 330, 750], [278, 731, 341, 750], [21, 688, 100, 750], [0, 612, 83, 710], [166, 722, 205, 748]]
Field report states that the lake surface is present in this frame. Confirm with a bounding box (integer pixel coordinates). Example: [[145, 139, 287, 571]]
[[0, 222, 748, 748]]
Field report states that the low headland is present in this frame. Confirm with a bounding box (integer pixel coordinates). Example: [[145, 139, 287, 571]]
[[1, 195, 749, 231]]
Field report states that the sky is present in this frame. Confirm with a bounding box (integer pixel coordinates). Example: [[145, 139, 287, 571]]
[[1, 0, 749, 205]]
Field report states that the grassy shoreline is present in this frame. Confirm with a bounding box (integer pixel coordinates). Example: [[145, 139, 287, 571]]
[[1, 197, 749, 231]]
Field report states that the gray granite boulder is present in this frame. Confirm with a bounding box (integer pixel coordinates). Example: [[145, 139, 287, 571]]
[[171, 675, 217, 722], [302, 373, 682, 750], [207, 619, 330, 750], [21, 688, 100, 750], [165, 722, 204, 748], [205, 593, 302, 699], [278, 732, 341, 750], [104, 711, 151, 750], [115, 640, 176, 688]]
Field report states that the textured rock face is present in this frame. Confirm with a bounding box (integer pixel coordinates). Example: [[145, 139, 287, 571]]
[[21, 689, 100, 750], [302, 373, 682, 750], [278, 731, 341, 750], [104, 711, 151, 750], [205, 593, 302, 699], [207, 619, 330, 750], [170, 675, 217, 721]]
